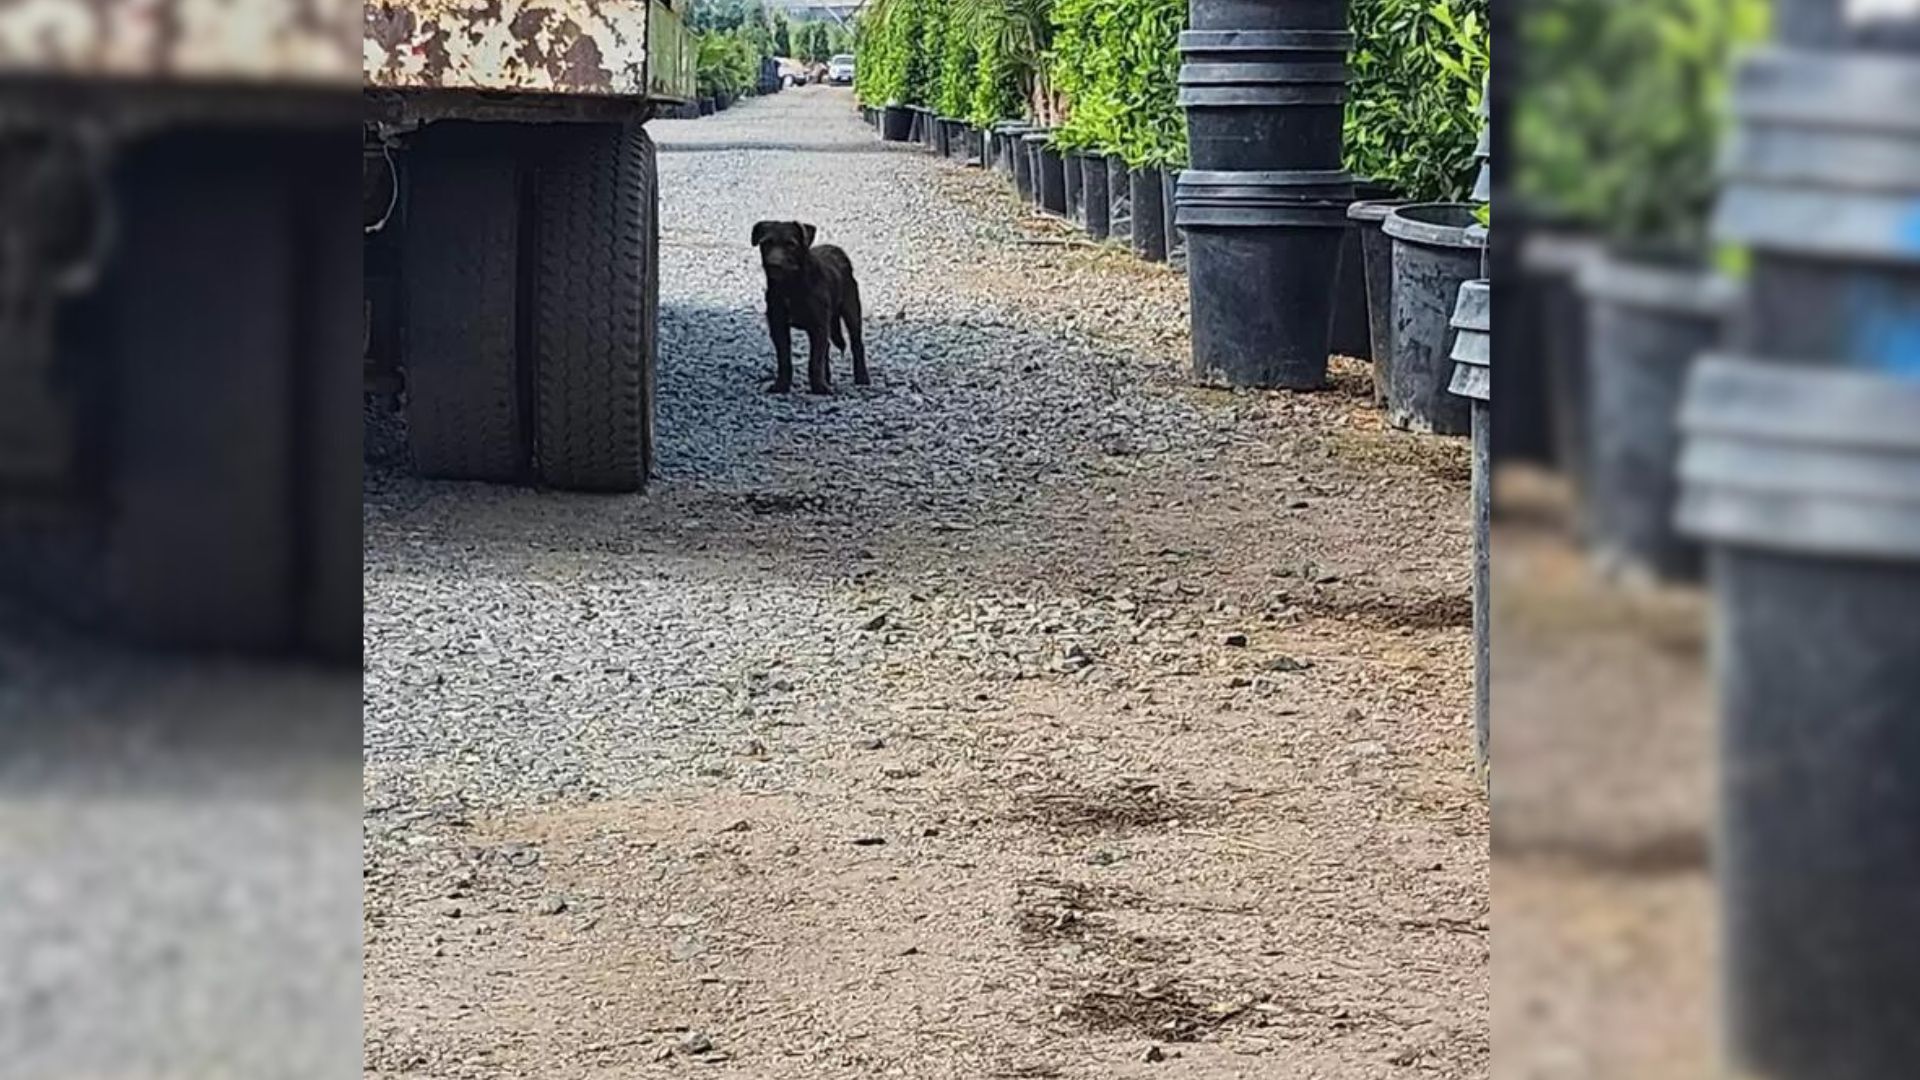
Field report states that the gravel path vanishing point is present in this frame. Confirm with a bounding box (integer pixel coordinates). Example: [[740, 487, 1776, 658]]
[[365, 86, 1488, 1079]]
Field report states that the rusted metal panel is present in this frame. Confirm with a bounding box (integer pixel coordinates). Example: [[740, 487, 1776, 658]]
[[0, 0, 358, 85], [363, 0, 666, 96]]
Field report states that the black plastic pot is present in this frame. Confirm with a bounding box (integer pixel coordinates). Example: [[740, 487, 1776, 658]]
[[1521, 230, 1603, 526], [1177, 30, 1352, 171], [1347, 198, 1415, 402], [1190, 0, 1349, 32], [1178, 170, 1354, 389], [1013, 133, 1037, 202], [883, 104, 913, 142], [1021, 133, 1050, 208], [1107, 156, 1133, 244], [1579, 251, 1736, 583], [1081, 154, 1110, 240], [698, 96, 716, 116], [1038, 144, 1068, 217], [1675, 356, 1920, 1080], [1329, 181, 1393, 361], [1381, 203, 1485, 436], [931, 117, 951, 157], [1130, 166, 1167, 262], [1448, 279, 1491, 773], [1065, 151, 1085, 226], [1717, 48, 1920, 375], [1160, 168, 1187, 271]]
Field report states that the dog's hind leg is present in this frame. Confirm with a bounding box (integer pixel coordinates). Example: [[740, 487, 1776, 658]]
[[806, 328, 832, 395], [844, 289, 869, 386]]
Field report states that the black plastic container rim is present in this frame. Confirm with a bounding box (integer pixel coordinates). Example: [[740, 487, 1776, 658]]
[[1733, 46, 1920, 135], [1179, 172, 1355, 203], [1577, 251, 1739, 317], [1381, 202, 1490, 250], [1346, 197, 1416, 223], [1677, 353, 1920, 561], [1178, 60, 1350, 84], [1178, 84, 1348, 106], [1183, 168, 1351, 187], [1175, 200, 1352, 228], [1178, 28, 1355, 51], [1451, 279, 1491, 336]]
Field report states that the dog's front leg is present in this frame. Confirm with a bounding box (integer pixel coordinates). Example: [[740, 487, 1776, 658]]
[[768, 314, 794, 393], [805, 327, 832, 395]]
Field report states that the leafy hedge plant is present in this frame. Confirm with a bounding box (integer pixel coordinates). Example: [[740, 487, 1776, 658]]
[[935, 0, 980, 117], [1344, 0, 1489, 201], [696, 31, 758, 98], [856, 0, 924, 105], [1516, 0, 1766, 251], [1047, 0, 1185, 165]]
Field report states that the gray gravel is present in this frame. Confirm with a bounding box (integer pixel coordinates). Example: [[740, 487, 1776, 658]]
[[364, 87, 1246, 825]]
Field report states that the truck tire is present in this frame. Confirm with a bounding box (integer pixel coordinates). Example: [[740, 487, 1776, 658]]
[[402, 123, 530, 483], [91, 132, 309, 651], [530, 123, 657, 492]]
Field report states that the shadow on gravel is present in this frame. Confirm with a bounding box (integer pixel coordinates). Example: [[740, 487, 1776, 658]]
[[656, 141, 901, 155]]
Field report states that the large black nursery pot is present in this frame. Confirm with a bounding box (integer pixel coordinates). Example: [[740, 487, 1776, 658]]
[[698, 96, 716, 115], [1130, 166, 1168, 262], [1014, 131, 1043, 203], [1178, 29, 1352, 171], [931, 116, 952, 157], [1064, 151, 1085, 226], [1520, 228, 1603, 528], [1448, 279, 1491, 773], [993, 122, 1028, 176], [1678, 362, 1920, 1080], [1190, 0, 1348, 32], [1329, 180, 1394, 361], [1021, 132, 1050, 208], [1038, 142, 1069, 216], [1578, 250, 1736, 584], [1381, 203, 1485, 435], [1080, 152, 1110, 240], [1347, 197, 1415, 402], [1686, 45, 1920, 1080], [1106, 155, 1134, 244], [1160, 168, 1187, 271], [1178, 169, 1354, 389], [882, 104, 913, 141]]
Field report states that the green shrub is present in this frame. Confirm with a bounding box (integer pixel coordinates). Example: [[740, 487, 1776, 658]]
[[935, 0, 979, 116], [1344, 0, 1489, 201], [1047, 0, 1184, 165], [696, 31, 758, 97], [1516, 0, 1767, 250], [966, 24, 1024, 127]]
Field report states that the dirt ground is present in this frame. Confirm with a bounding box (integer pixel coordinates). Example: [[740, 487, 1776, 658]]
[[364, 87, 1487, 1079], [1489, 469, 1716, 1080]]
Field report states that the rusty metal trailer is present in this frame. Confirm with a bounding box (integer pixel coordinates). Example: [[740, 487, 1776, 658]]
[[0, 0, 691, 656]]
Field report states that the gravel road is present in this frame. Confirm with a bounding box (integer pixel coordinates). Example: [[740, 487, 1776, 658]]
[[366, 86, 1488, 1079]]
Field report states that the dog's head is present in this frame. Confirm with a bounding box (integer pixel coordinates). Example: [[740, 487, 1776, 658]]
[[751, 220, 816, 280]]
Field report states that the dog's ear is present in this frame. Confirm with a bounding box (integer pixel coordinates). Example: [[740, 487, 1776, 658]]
[[801, 223, 817, 248], [750, 221, 773, 247]]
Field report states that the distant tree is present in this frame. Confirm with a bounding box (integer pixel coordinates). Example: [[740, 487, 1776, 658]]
[[773, 9, 793, 55]]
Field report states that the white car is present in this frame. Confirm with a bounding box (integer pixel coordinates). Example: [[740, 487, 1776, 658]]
[[828, 55, 855, 85]]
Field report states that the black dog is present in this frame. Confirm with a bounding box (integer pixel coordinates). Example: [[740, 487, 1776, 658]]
[[751, 220, 867, 394]]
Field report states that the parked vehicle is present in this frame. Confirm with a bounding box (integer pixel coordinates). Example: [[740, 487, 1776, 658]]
[[828, 54, 857, 85]]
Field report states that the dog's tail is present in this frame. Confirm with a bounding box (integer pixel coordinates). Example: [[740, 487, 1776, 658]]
[[830, 318, 847, 351]]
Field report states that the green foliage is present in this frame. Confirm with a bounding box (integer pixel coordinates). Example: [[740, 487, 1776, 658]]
[[1516, 0, 1767, 249], [966, 23, 1023, 127], [1047, 0, 1185, 165], [955, 0, 1059, 122], [1344, 0, 1490, 202], [696, 30, 759, 97], [935, 0, 980, 116], [773, 11, 792, 57]]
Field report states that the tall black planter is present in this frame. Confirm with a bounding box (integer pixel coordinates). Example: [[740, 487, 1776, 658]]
[[1521, 230, 1603, 527], [1160, 168, 1187, 270], [1178, 170, 1354, 388], [1013, 133, 1038, 202], [1579, 251, 1736, 584], [1107, 156, 1134, 243], [1130, 167, 1167, 262], [1677, 356, 1920, 1080], [1177, 30, 1352, 171], [1329, 181, 1394, 361], [1065, 152, 1085, 226], [1038, 144, 1068, 216], [1022, 133, 1049, 209], [882, 105, 913, 141], [1346, 199, 1412, 403], [1189, 0, 1348, 32], [1081, 154, 1110, 240], [1381, 203, 1485, 435]]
